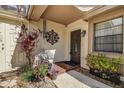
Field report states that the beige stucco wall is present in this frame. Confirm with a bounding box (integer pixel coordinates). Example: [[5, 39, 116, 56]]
[[15, 19, 66, 66], [13, 18, 89, 68], [0, 9, 89, 70], [0, 14, 67, 68], [36, 19, 66, 62], [29, 19, 89, 69], [88, 7, 124, 75], [65, 19, 89, 69]]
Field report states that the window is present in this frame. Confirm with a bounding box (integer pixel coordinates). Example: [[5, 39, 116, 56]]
[[94, 17, 123, 53]]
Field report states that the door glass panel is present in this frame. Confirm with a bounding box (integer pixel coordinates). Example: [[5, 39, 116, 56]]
[[74, 42, 78, 52]]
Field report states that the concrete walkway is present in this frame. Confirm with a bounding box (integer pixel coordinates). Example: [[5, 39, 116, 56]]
[[53, 70, 111, 88]]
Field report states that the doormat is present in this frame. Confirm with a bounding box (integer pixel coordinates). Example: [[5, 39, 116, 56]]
[[63, 61, 78, 67]]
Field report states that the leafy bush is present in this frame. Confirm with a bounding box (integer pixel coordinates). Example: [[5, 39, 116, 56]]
[[21, 65, 35, 82], [21, 65, 32, 73], [86, 54, 122, 73], [39, 63, 49, 77], [33, 63, 49, 81], [20, 63, 49, 82]]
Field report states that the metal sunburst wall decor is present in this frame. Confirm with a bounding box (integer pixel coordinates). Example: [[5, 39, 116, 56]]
[[45, 29, 60, 45]]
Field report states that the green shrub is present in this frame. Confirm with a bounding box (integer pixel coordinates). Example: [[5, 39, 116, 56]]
[[20, 65, 35, 81], [21, 65, 32, 73], [20, 63, 49, 82], [110, 57, 122, 73], [86, 54, 97, 69], [39, 63, 48, 77], [21, 70, 35, 81], [33, 63, 49, 79], [86, 54, 122, 73]]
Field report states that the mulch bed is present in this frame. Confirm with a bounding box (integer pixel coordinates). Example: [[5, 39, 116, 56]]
[[75, 68, 124, 88], [16, 78, 57, 88], [0, 70, 57, 88]]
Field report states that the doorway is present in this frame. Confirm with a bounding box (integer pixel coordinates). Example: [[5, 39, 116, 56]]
[[70, 29, 81, 65]]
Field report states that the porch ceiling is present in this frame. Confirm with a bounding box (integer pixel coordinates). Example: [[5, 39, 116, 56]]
[[28, 5, 120, 25], [41, 5, 84, 25], [28, 5, 86, 25]]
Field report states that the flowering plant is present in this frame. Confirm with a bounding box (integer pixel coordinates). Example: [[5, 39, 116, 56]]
[[18, 24, 41, 65]]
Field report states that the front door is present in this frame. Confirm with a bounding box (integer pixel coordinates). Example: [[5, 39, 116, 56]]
[[70, 29, 81, 65], [0, 22, 20, 72]]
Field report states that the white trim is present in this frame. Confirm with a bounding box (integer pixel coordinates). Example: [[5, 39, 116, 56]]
[[84, 5, 120, 20], [27, 5, 34, 19], [0, 12, 28, 23]]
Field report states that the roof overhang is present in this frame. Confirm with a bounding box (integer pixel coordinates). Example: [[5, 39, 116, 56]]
[[26, 5, 123, 25], [28, 5, 48, 21], [83, 5, 123, 20]]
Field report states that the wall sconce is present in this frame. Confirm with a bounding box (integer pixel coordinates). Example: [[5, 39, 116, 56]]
[[81, 30, 86, 37]]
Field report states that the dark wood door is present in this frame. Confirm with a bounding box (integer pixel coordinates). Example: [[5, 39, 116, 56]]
[[70, 29, 81, 65]]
